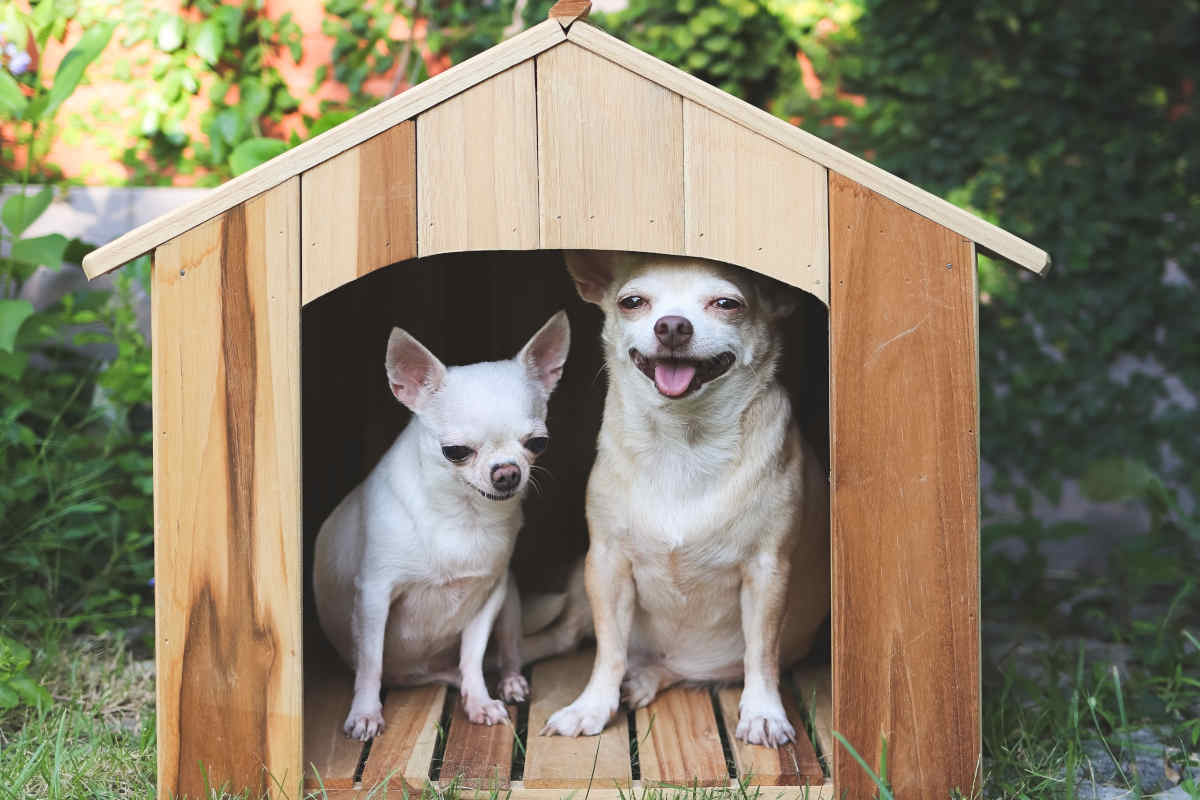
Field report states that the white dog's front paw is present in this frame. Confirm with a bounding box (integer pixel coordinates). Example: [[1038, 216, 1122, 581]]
[[736, 702, 796, 747], [499, 674, 529, 704], [540, 696, 617, 737], [343, 702, 385, 741], [464, 695, 510, 725]]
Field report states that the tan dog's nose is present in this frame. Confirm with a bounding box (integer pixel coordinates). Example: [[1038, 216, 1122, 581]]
[[654, 315, 693, 349], [491, 463, 521, 493]]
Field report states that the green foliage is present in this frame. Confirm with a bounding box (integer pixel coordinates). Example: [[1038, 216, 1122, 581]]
[[116, 0, 303, 183], [0, 635, 53, 713]]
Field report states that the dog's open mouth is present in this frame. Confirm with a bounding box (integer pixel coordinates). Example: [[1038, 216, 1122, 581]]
[[477, 488, 517, 501], [629, 349, 736, 398]]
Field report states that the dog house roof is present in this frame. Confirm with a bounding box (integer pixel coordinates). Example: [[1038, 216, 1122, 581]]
[[81, 16, 1049, 280]]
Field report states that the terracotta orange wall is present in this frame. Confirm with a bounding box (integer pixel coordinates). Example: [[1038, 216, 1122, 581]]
[[20, 0, 439, 184]]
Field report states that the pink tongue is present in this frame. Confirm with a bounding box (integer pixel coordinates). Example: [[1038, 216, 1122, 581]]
[[654, 362, 697, 397]]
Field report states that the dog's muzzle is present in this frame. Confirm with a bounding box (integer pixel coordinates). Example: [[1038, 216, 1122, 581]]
[[629, 349, 736, 398]]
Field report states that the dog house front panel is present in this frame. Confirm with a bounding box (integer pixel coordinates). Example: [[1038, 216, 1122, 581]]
[[151, 178, 303, 799], [828, 172, 981, 798]]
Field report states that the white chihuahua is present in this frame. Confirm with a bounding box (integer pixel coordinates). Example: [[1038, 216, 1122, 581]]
[[313, 311, 570, 740], [535, 252, 829, 747]]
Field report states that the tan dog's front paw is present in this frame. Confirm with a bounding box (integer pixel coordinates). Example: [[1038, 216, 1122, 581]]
[[735, 704, 796, 747], [499, 674, 529, 703], [344, 704, 385, 741], [465, 695, 510, 725], [540, 697, 616, 737]]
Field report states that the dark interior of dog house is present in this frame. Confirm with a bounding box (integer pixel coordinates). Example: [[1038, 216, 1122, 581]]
[[299, 250, 833, 791]]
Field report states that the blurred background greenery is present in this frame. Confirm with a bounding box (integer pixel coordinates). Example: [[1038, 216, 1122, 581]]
[[0, 0, 1197, 795]]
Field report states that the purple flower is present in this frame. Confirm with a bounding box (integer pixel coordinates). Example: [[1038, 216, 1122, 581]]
[[2, 39, 31, 76]]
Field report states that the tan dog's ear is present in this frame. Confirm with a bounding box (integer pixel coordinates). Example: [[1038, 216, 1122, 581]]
[[755, 279, 798, 320], [518, 310, 571, 396], [385, 328, 446, 412], [563, 250, 620, 304]]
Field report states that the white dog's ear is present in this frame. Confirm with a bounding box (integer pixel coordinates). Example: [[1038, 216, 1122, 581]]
[[385, 328, 446, 412], [563, 250, 619, 304], [518, 310, 571, 396]]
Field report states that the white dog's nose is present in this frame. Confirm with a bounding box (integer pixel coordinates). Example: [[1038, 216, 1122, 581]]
[[490, 463, 521, 492]]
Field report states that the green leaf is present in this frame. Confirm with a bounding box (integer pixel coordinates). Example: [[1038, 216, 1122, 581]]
[[2, 186, 54, 237], [44, 21, 114, 119], [1081, 458, 1161, 503], [7, 676, 52, 710], [156, 15, 184, 52], [0, 70, 28, 119], [0, 684, 18, 710], [212, 108, 244, 145], [192, 18, 224, 65], [229, 137, 288, 175], [0, 349, 29, 380], [238, 79, 271, 118], [11, 233, 69, 269], [0, 300, 35, 352]]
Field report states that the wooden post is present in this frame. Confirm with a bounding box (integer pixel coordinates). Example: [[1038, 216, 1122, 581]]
[[152, 179, 303, 798], [828, 172, 981, 798]]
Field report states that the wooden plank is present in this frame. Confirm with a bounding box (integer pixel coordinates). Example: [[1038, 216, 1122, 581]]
[[792, 666, 834, 775], [683, 100, 829, 304], [523, 651, 632, 789], [417, 61, 539, 257], [438, 698, 517, 789], [566, 22, 1048, 274], [634, 688, 727, 787], [504, 787, 835, 800], [358, 685, 446, 792], [714, 686, 822, 785], [302, 123, 416, 305], [303, 653, 365, 790], [548, 0, 592, 28], [537, 42, 684, 253], [82, 19, 567, 279], [152, 179, 302, 799], [828, 172, 981, 799]]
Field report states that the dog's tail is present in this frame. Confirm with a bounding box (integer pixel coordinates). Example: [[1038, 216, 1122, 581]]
[[520, 560, 592, 667]]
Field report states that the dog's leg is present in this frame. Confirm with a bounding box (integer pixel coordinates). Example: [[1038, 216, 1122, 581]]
[[460, 576, 511, 725], [495, 571, 530, 703], [736, 550, 796, 747], [541, 542, 633, 736], [345, 582, 393, 740]]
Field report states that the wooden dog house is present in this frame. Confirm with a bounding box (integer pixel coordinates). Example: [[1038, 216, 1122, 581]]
[[83, 6, 1049, 799]]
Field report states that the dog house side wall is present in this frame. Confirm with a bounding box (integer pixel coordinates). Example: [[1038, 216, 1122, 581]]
[[828, 171, 981, 799], [151, 179, 304, 800]]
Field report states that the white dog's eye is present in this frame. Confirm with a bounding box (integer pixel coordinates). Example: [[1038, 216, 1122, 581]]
[[524, 436, 549, 455], [441, 445, 474, 463], [618, 295, 646, 310], [713, 297, 742, 311]]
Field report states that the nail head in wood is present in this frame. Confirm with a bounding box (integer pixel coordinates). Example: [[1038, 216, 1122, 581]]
[[548, 0, 591, 29]]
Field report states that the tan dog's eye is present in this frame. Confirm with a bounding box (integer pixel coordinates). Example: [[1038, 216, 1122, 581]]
[[618, 296, 646, 310], [713, 297, 742, 311], [524, 436, 549, 455], [441, 445, 474, 463]]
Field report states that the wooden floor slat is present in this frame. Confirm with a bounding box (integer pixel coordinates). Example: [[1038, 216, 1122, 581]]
[[792, 666, 834, 775], [715, 684, 823, 785], [523, 650, 633, 789], [303, 653, 366, 789], [358, 684, 446, 791], [635, 687, 728, 786], [438, 697, 517, 789]]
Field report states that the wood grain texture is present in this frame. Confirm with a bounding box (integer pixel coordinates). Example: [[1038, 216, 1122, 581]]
[[302, 123, 416, 304], [359, 685, 446, 791], [634, 688, 727, 787], [416, 62, 539, 257], [438, 699, 516, 789], [537, 42, 684, 253], [715, 686, 822, 785], [828, 171, 981, 799], [152, 179, 302, 799], [523, 650, 632, 788], [791, 666, 834, 775], [82, 19, 566, 279], [566, 22, 1048, 274], [303, 652, 365, 790], [494, 788, 834, 800], [683, 100, 829, 304], [548, 0, 591, 26]]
